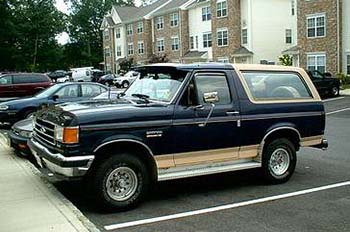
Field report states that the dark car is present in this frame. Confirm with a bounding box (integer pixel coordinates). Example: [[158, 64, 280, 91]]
[[8, 90, 118, 155], [97, 74, 116, 86], [0, 73, 52, 98], [29, 63, 328, 210], [0, 82, 108, 125], [48, 70, 68, 82], [307, 70, 340, 97]]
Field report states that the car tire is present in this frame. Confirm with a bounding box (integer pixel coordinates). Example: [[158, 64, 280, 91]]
[[92, 154, 150, 210], [22, 109, 35, 119], [122, 81, 129, 88], [261, 138, 296, 184], [330, 86, 340, 97]]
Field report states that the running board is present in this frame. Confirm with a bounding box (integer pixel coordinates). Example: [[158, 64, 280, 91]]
[[157, 160, 261, 181]]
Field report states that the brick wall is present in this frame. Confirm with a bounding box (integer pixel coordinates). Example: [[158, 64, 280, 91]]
[[297, 0, 341, 75], [211, 0, 241, 62]]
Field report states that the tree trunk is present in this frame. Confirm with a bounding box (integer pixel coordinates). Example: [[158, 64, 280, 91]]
[[33, 34, 38, 71]]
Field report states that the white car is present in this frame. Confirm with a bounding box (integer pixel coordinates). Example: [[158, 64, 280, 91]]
[[113, 71, 140, 88]]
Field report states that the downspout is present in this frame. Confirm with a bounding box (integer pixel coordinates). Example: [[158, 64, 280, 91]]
[[337, 0, 340, 73]]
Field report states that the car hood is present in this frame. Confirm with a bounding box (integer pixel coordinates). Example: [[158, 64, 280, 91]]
[[12, 117, 33, 132], [0, 97, 45, 109], [35, 98, 173, 127]]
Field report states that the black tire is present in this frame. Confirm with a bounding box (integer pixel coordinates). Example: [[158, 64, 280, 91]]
[[22, 109, 35, 119], [261, 138, 296, 184], [330, 86, 340, 97], [92, 154, 150, 210], [122, 81, 129, 88]]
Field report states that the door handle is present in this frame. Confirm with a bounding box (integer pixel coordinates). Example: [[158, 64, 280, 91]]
[[226, 111, 239, 116]]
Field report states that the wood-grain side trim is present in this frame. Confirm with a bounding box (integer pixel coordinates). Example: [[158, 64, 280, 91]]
[[300, 135, 323, 146]]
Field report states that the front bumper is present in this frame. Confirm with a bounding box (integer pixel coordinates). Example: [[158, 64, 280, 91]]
[[8, 130, 31, 155], [27, 139, 95, 177]]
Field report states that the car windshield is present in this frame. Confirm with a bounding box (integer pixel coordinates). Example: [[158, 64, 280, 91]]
[[35, 84, 61, 98], [124, 68, 188, 103]]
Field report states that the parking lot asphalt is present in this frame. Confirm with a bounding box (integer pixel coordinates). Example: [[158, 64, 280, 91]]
[[1, 96, 350, 232]]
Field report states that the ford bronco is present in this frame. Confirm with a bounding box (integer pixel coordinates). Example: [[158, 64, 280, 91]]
[[28, 63, 328, 210]]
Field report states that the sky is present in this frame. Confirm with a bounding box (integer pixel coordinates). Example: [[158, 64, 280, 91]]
[[54, 0, 143, 45]]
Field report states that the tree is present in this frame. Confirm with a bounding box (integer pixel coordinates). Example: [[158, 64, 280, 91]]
[[118, 58, 134, 74], [0, 0, 66, 72], [68, 0, 134, 68], [279, 54, 293, 66], [148, 54, 169, 64]]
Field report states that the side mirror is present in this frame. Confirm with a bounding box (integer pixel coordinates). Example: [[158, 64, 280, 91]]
[[203, 92, 219, 104], [52, 95, 59, 101]]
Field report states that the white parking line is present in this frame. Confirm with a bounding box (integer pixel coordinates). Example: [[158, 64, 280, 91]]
[[104, 181, 350, 231], [326, 107, 350, 115], [322, 97, 345, 102]]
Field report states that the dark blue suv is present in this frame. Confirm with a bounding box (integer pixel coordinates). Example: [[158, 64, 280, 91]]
[[28, 63, 328, 210]]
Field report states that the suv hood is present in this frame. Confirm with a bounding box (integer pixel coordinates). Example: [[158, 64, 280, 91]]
[[35, 98, 173, 127]]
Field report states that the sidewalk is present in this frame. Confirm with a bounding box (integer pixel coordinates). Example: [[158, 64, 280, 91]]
[[340, 88, 350, 96], [0, 133, 99, 232]]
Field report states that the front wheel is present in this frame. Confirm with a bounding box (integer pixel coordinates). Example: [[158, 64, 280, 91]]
[[122, 81, 129, 88], [261, 138, 296, 184], [92, 154, 150, 210]]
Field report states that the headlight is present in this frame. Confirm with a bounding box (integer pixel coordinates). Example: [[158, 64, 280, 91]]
[[19, 130, 33, 138], [54, 125, 79, 144], [0, 105, 9, 111]]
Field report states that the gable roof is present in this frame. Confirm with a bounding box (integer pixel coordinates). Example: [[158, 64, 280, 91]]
[[112, 0, 170, 23], [152, 0, 191, 16]]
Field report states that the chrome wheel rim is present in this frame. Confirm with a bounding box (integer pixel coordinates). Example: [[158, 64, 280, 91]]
[[269, 148, 290, 176], [332, 87, 339, 95], [123, 82, 128, 88], [106, 167, 138, 201]]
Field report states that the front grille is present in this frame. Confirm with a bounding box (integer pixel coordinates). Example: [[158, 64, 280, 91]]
[[34, 118, 56, 145]]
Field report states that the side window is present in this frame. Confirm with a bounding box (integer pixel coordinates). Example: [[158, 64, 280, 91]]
[[29, 75, 48, 83], [194, 73, 231, 105], [55, 85, 79, 98], [81, 84, 105, 97], [0, 75, 12, 85], [13, 75, 31, 84], [241, 72, 312, 100]]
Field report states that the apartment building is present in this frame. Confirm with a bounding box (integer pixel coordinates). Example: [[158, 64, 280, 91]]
[[283, 0, 349, 75], [101, 0, 298, 71]]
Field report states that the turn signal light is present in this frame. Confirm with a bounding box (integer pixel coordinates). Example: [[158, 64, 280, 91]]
[[63, 127, 79, 144]]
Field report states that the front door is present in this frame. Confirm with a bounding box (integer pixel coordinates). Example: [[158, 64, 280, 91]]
[[173, 71, 241, 166]]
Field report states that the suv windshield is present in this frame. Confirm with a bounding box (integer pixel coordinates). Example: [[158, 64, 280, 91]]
[[124, 68, 188, 103]]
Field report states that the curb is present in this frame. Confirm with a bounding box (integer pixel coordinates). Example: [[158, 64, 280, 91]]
[[0, 132, 100, 232]]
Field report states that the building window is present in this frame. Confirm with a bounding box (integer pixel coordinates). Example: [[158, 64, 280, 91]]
[[307, 53, 326, 73], [171, 36, 179, 51], [195, 36, 199, 49], [128, 43, 134, 55], [190, 36, 194, 49], [216, 0, 227, 18], [291, 0, 295, 16], [156, 16, 164, 30], [242, 28, 248, 44], [203, 32, 212, 48], [307, 14, 325, 38], [103, 30, 110, 40], [347, 54, 350, 75], [202, 6, 211, 21], [116, 46, 121, 56], [218, 57, 229, 63], [217, 28, 228, 47], [157, 38, 164, 52], [116, 28, 121, 38], [137, 21, 143, 33], [286, 29, 292, 44], [104, 48, 111, 57], [127, 24, 133, 36], [137, 41, 144, 54], [170, 13, 179, 27]]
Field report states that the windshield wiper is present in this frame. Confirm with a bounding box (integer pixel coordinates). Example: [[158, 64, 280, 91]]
[[131, 93, 150, 103]]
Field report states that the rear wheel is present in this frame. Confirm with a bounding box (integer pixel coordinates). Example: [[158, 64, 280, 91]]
[[331, 86, 340, 97], [92, 154, 150, 210], [261, 138, 296, 184]]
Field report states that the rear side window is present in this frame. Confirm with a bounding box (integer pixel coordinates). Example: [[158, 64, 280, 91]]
[[0, 75, 12, 85], [13, 74, 49, 84], [241, 72, 312, 100], [81, 84, 106, 97], [55, 85, 79, 98], [195, 73, 231, 105]]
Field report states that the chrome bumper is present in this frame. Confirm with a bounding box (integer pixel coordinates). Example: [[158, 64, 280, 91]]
[[28, 139, 94, 177]]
